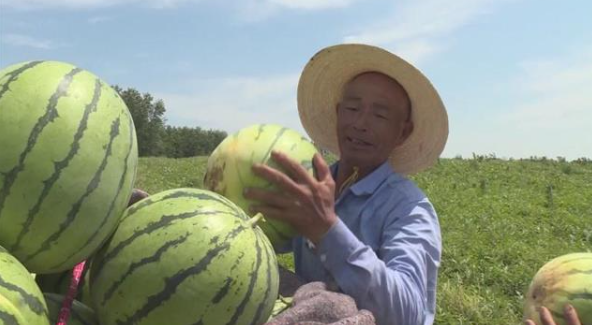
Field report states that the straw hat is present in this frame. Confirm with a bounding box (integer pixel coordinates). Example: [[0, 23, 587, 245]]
[[297, 43, 449, 175]]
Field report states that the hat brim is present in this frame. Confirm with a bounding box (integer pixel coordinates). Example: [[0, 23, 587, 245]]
[[297, 44, 449, 175]]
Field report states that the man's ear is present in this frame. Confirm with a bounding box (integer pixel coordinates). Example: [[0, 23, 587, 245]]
[[398, 120, 414, 145]]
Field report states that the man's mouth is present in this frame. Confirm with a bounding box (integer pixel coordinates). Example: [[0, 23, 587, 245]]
[[347, 136, 372, 147]]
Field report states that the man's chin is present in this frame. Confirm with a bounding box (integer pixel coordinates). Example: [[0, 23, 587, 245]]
[[339, 153, 371, 167]]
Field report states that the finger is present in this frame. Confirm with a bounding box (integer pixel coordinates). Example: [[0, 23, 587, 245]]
[[524, 320, 536, 325], [312, 153, 331, 182], [252, 163, 304, 195], [564, 304, 581, 325], [540, 306, 556, 325], [271, 151, 315, 186], [244, 188, 293, 208]]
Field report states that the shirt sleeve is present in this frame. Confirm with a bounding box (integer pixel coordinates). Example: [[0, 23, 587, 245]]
[[316, 199, 441, 325]]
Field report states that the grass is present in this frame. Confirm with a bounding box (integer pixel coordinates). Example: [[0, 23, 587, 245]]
[[134, 155, 592, 325]]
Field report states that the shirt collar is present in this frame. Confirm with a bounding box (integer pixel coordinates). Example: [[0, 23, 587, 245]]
[[331, 161, 396, 197]]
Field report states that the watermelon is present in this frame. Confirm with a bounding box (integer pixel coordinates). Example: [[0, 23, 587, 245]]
[[523, 252, 592, 325], [0, 61, 138, 273], [44, 293, 98, 325], [203, 124, 318, 250], [0, 293, 28, 325], [90, 188, 279, 325], [0, 245, 49, 325]]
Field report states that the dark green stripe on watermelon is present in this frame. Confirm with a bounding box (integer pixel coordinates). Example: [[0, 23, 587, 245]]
[[0, 275, 46, 316], [57, 107, 136, 270], [254, 124, 266, 141], [115, 223, 248, 325], [260, 126, 288, 163], [94, 210, 236, 278], [230, 251, 245, 273], [0, 61, 43, 101], [563, 268, 592, 276], [226, 236, 263, 325], [0, 310, 20, 325], [0, 67, 83, 223], [252, 234, 276, 325], [191, 252, 246, 323], [24, 117, 121, 264], [101, 232, 191, 304], [211, 277, 234, 304], [10, 78, 103, 253]]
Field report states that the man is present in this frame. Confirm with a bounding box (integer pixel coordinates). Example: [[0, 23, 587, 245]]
[[245, 44, 448, 325]]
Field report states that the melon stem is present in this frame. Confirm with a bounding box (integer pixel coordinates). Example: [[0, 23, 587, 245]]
[[247, 213, 264, 228]]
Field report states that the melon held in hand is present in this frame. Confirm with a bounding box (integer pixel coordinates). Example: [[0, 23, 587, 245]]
[[204, 124, 319, 250], [523, 252, 592, 325]]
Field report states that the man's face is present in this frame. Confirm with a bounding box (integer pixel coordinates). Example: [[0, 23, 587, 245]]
[[336, 72, 413, 170]]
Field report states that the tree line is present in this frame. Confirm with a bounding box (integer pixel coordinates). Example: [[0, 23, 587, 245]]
[[113, 86, 227, 158]]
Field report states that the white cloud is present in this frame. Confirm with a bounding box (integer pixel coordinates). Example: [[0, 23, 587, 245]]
[[343, 0, 515, 65], [154, 73, 309, 136], [1, 33, 54, 49], [504, 49, 592, 130]]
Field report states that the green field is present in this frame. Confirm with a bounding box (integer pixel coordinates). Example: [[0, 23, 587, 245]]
[[135, 155, 592, 325]]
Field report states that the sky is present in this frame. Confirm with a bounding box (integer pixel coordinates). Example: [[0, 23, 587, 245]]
[[1, 0, 591, 160]]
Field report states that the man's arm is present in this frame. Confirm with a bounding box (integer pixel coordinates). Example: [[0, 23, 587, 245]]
[[317, 200, 441, 325], [242, 151, 440, 323]]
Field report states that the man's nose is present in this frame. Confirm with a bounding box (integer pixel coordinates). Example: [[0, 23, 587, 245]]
[[352, 108, 370, 131]]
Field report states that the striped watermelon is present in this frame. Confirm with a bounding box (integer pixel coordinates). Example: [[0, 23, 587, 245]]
[[0, 245, 49, 325], [0, 61, 138, 274], [90, 188, 279, 325], [0, 293, 27, 325], [44, 293, 98, 325], [523, 252, 592, 325], [203, 124, 318, 250]]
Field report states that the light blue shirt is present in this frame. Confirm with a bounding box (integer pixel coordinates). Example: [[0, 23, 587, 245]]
[[293, 161, 441, 325]]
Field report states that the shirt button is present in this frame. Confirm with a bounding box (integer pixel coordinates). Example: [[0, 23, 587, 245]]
[[320, 254, 327, 263]]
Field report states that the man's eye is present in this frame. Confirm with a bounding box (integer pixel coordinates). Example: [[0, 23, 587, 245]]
[[375, 114, 388, 120], [346, 107, 358, 111]]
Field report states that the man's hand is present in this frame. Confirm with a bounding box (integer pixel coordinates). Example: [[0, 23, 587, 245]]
[[244, 151, 337, 245], [525, 304, 581, 325]]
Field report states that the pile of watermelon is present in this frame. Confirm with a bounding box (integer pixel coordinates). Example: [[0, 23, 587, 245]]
[[0, 61, 317, 325]]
